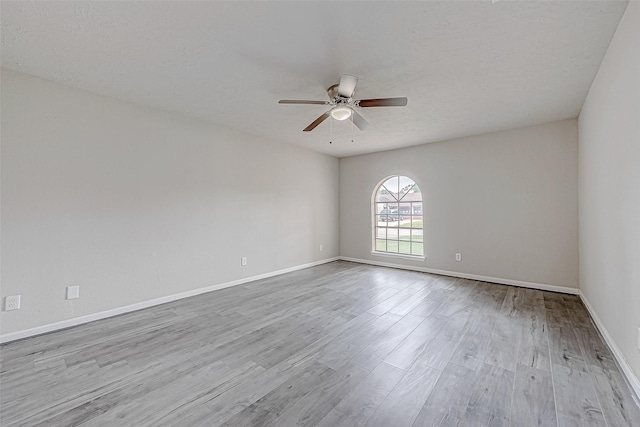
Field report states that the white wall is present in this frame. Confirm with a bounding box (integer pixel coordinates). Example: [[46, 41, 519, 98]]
[[0, 69, 339, 335], [579, 1, 640, 380], [340, 119, 578, 289]]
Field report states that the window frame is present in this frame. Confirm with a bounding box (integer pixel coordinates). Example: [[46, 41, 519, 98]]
[[371, 175, 426, 260]]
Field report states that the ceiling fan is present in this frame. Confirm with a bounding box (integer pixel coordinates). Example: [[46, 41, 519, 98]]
[[278, 74, 408, 132]]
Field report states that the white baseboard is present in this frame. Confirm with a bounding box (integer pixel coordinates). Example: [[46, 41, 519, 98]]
[[579, 292, 640, 402], [339, 256, 579, 295], [0, 257, 339, 344]]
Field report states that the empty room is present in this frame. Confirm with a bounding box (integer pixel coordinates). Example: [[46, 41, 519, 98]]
[[1, 1, 639, 426]]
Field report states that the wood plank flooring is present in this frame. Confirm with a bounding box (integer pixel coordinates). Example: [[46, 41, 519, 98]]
[[1, 261, 639, 426]]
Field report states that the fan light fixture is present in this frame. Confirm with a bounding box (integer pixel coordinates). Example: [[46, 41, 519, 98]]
[[278, 74, 407, 132], [331, 106, 352, 121]]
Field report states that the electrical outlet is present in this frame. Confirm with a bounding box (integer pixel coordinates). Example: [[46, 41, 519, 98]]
[[66, 285, 80, 300], [241, 257, 248, 266], [319, 245, 323, 252], [5, 295, 21, 311], [455, 253, 462, 262]]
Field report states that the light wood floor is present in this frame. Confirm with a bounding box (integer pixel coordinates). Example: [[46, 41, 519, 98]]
[[1, 261, 639, 426]]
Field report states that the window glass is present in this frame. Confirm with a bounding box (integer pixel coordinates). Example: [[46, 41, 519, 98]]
[[373, 176, 423, 257]]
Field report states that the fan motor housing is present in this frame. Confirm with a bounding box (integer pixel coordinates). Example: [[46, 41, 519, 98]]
[[327, 84, 346, 102]]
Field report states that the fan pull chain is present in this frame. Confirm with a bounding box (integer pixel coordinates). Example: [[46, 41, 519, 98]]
[[351, 115, 355, 143], [329, 114, 333, 144]]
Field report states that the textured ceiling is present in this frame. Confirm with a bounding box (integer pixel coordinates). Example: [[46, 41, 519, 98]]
[[1, 1, 628, 157]]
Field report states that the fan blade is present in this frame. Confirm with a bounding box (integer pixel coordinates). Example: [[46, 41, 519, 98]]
[[351, 110, 370, 131], [303, 112, 330, 132], [357, 97, 408, 107], [337, 74, 358, 98], [279, 100, 329, 105]]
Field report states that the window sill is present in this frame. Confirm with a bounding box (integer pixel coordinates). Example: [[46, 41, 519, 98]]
[[370, 251, 426, 261]]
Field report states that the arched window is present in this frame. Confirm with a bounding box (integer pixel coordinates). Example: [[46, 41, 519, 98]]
[[373, 175, 423, 257]]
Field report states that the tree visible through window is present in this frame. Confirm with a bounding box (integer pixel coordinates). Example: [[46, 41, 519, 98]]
[[373, 176, 423, 256]]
